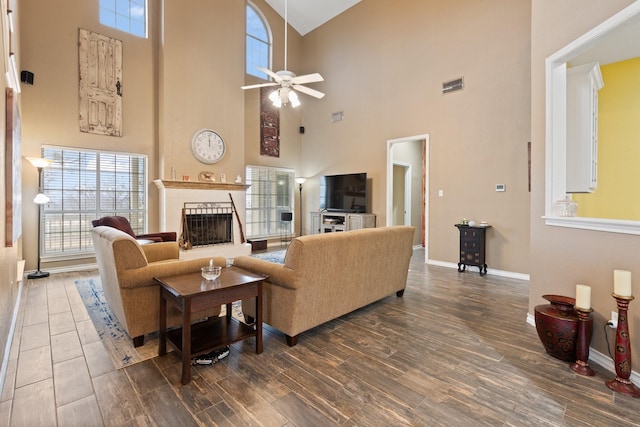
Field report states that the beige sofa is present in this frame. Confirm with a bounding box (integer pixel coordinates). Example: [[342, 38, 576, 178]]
[[91, 226, 225, 347], [234, 225, 415, 346]]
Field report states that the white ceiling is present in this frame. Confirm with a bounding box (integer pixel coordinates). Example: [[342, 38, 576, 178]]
[[264, 0, 361, 36]]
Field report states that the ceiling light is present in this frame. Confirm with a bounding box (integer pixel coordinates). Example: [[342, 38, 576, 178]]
[[269, 89, 280, 106], [269, 87, 300, 108], [288, 90, 300, 108]]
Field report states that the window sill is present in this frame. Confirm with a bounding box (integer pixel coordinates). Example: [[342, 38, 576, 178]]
[[543, 216, 640, 235]]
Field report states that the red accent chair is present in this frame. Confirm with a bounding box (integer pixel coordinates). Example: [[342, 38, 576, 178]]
[[91, 216, 176, 243]]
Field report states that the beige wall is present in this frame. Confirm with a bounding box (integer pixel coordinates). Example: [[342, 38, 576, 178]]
[[299, 0, 532, 274], [19, 0, 159, 270], [160, 0, 246, 185], [530, 1, 639, 366]]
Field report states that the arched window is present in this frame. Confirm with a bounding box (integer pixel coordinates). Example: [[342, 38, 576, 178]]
[[246, 2, 271, 80]]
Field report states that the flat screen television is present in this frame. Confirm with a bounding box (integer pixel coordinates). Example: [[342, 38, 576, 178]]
[[320, 173, 367, 213]]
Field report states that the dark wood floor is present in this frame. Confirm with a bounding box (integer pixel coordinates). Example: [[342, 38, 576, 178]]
[[3, 248, 640, 426]]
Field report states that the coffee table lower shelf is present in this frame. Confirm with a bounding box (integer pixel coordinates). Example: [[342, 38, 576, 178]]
[[156, 267, 265, 385], [166, 316, 256, 357]]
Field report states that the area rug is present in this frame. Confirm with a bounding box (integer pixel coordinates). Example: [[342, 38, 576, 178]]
[[250, 249, 286, 264], [75, 277, 244, 369]]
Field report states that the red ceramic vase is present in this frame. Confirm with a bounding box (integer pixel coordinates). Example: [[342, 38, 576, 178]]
[[534, 295, 591, 362]]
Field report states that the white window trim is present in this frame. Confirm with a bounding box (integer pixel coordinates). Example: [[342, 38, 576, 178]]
[[544, 2, 640, 235]]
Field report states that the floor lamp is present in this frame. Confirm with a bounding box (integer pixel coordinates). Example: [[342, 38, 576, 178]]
[[26, 157, 53, 279], [295, 177, 306, 237]]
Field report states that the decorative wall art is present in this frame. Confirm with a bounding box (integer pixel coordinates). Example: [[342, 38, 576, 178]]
[[78, 28, 123, 136], [5, 88, 21, 247], [260, 87, 280, 157]]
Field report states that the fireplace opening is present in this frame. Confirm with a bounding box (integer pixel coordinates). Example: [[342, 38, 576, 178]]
[[181, 202, 234, 248]]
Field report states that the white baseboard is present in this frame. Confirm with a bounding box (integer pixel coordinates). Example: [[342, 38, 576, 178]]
[[526, 312, 640, 385], [24, 262, 98, 276], [426, 259, 530, 281]]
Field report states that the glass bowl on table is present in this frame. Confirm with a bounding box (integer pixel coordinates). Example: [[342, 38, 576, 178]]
[[201, 266, 222, 281]]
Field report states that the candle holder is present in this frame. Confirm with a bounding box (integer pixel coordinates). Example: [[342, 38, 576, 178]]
[[605, 294, 640, 398], [570, 307, 595, 376]]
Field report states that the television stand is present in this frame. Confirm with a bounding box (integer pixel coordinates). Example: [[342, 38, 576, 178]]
[[319, 212, 376, 233]]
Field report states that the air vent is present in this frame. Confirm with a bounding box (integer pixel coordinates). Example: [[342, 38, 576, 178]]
[[442, 77, 464, 94], [331, 111, 344, 123]]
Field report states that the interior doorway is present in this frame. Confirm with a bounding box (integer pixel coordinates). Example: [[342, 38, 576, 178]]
[[392, 163, 411, 226], [386, 134, 429, 261]]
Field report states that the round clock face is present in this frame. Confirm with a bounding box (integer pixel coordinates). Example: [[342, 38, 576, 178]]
[[191, 129, 226, 164]]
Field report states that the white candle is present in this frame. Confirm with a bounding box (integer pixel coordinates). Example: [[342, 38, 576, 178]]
[[614, 270, 632, 297], [575, 284, 591, 309]]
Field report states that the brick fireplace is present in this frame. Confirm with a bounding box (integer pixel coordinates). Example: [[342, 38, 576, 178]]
[[153, 180, 252, 259]]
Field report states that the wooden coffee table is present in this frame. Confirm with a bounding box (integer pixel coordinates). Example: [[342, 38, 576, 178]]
[[154, 266, 266, 385]]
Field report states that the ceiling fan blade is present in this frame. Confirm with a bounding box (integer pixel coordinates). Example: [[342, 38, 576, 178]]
[[258, 67, 283, 82], [292, 84, 325, 99], [241, 82, 278, 90], [291, 73, 324, 85]]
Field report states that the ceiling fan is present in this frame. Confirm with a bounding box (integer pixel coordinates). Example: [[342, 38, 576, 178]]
[[241, 0, 325, 107]]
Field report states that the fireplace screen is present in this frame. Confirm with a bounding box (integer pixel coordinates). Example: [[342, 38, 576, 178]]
[[181, 202, 234, 248]]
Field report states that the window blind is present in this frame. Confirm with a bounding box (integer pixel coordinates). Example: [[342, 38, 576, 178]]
[[41, 146, 147, 257]]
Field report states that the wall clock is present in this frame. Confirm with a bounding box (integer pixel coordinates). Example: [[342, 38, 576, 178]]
[[190, 129, 226, 164]]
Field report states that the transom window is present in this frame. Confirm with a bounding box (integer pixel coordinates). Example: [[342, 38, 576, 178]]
[[245, 165, 294, 238], [100, 0, 147, 38], [246, 2, 271, 80], [41, 146, 147, 258]]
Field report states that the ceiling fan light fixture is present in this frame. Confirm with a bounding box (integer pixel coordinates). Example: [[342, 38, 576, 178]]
[[269, 87, 300, 108], [269, 89, 280, 104], [241, 0, 325, 104], [288, 90, 300, 107]]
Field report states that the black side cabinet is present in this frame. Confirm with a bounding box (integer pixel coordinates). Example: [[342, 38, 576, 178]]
[[455, 224, 491, 276]]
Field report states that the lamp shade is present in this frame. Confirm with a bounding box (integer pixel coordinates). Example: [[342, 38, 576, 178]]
[[33, 193, 50, 204], [26, 157, 53, 169], [295, 177, 307, 185], [288, 90, 300, 108], [270, 89, 283, 108]]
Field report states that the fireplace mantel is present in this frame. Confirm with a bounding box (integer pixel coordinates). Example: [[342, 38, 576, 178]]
[[153, 179, 250, 191]]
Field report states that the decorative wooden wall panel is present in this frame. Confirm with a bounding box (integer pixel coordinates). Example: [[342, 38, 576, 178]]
[[78, 28, 123, 136], [260, 87, 280, 157]]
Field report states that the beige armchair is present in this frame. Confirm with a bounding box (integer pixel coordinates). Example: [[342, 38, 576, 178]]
[[91, 225, 225, 347]]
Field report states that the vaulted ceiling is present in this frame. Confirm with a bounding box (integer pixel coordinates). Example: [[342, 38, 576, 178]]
[[264, 0, 361, 35]]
